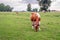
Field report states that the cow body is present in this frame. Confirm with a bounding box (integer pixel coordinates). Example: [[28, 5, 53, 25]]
[[30, 12, 41, 32]]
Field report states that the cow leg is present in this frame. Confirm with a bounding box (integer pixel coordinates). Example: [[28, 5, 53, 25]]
[[36, 26, 38, 32], [38, 22, 41, 31], [38, 26, 41, 31], [32, 21, 34, 29], [35, 26, 40, 32]]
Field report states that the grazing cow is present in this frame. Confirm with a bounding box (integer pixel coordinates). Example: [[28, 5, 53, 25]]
[[16, 11, 18, 15], [30, 12, 41, 32]]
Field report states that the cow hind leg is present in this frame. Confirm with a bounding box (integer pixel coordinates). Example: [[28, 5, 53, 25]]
[[35, 26, 38, 32], [35, 26, 40, 32]]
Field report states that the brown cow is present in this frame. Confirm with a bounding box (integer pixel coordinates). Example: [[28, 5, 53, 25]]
[[30, 12, 41, 32]]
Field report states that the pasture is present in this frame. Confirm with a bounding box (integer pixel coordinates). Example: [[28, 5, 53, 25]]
[[0, 12, 60, 40]]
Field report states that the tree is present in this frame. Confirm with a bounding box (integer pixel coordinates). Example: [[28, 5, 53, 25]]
[[27, 3, 31, 12], [0, 3, 13, 12], [0, 3, 5, 11], [37, 0, 51, 12], [32, 8, 38, 12], [5, 5, 13, 12]]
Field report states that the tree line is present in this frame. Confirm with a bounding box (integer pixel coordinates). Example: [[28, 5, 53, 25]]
[[27, 0, 51, 12], [0, 0, 51, 12], [0, 3, 13, 12]]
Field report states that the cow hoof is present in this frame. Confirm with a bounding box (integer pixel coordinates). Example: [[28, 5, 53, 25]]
[[39, 28, 41, 31], [32, 26, 34, 29]]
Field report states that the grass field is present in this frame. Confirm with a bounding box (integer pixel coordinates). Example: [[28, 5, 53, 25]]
[[0, 12, 60, 40]]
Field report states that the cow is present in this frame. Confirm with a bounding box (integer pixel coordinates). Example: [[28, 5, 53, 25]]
[[30, 12, 41, 32], [16, 11, 18, 15]]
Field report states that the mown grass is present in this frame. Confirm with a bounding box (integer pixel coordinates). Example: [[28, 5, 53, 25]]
[[0, 12, 60, 40]]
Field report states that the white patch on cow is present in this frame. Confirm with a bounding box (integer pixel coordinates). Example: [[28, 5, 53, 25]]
[[36, 13, 40, 17]]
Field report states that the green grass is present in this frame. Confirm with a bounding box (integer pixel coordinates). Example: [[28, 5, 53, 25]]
[[0, 12, 60, 40]]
